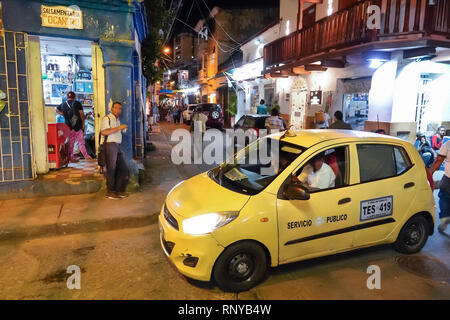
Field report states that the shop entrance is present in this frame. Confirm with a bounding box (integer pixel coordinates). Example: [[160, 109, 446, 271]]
[[343, 93, 369, 131], [39, 36, 97, 169]]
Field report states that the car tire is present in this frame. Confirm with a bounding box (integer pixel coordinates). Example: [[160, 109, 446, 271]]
[[211, 110, 220, 120], [393, 215, 429, 254], [213, 241, 267, 292]]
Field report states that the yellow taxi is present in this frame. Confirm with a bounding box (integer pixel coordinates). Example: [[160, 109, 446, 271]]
[[159, 129, 435, 292]]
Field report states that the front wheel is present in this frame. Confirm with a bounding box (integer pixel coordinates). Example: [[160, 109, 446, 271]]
[[213, 241, 267, 292], [394, 215, 429, 254]]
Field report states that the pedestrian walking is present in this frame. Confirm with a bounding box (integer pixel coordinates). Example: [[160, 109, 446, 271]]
[[328, 111, 352, 130], [430, 139, 450, 233], [192, 106, 208, 156], [151, 103, 159, 124], [265, 108, 285, 133], [56, 91, 92, 162], [100, 102, 130, 200], [173, 105, 181, 124]]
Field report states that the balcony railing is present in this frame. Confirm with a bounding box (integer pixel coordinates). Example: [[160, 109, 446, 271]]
[[264, 0, 450, 71]]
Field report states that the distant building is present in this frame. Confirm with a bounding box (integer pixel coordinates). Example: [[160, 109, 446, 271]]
[[197, 5, 279, 125], [262, 0, 450, 140]]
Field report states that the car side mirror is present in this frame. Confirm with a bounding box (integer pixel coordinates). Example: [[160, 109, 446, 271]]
[[283, 183, 310, 200]]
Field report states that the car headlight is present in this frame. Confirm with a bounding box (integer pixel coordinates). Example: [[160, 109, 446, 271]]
[[182, 212, 239, 235]]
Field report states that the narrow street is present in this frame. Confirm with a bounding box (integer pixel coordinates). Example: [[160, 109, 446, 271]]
[[0, 122, 449, 300]]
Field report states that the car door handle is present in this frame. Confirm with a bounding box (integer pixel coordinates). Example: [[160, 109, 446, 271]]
[[338, 197, 351, 205], [404, 182, 415, 189]]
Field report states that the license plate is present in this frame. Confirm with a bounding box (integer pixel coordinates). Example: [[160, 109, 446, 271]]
[[360, 196, 393, 222]]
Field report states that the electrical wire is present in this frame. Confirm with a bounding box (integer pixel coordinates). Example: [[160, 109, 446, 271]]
[[163, 0, 183, 47], [183, 0, 195, 32], [174, 17, 241, 54], [197, 0, 242, 46], [191, 1, 243, 54]]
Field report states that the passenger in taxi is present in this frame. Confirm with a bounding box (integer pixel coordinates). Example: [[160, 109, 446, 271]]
[[296, 153, 336, 190]]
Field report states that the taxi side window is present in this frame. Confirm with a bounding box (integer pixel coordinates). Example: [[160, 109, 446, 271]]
[[394, 146, 412, 175], [293, 146, 348, 192], [357, 144, 412, 183]]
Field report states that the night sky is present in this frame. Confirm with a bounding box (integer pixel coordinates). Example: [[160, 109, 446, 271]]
[[168, 0, 279, 38]]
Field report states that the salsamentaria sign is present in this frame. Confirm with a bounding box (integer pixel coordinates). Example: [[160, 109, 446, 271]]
[[41, 5, 83, 30]]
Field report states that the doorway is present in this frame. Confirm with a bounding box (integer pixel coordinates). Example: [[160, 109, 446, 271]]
[[343, 92, 369, 131], [290, 78, 308, 130], [39, 36, 96, 169]]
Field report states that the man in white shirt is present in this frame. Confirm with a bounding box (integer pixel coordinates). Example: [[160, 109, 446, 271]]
[[100, 102, 129, 200], [430, 139, 450, 233], [297, 153, 336, 190]]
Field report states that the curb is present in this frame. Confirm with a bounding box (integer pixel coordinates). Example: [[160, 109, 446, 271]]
[[0, 212, 160, 243], [0, 178, 104, 201]]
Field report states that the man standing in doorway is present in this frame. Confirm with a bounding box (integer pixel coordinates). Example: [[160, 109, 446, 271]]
[[100, 102, 130, 200], [329, 111, 352, 130], [56, 91, 92, 162]]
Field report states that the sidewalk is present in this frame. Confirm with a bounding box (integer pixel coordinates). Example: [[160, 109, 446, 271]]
[[0, 123, 185, 243], [0, 160, 104, 201]]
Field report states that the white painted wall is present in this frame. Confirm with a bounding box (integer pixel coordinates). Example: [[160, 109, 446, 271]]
[[316, 0, 339, 21], [241, 23, 281, 63], [368, 60, 398, 123], [275, 76, 294, 115], [280, 0, 299, 36]]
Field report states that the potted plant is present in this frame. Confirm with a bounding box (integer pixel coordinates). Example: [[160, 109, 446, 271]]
[[227, 91, 237, 127]]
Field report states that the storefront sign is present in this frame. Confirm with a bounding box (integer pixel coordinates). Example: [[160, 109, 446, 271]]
[[41, 5, 83, 30]]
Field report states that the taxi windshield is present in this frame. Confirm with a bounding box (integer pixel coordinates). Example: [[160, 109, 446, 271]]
[[209, 137, 305, 195]]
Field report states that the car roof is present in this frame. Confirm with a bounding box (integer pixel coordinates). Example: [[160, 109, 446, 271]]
[[271, 129, 407, 148], [243, 114, 268, 117]]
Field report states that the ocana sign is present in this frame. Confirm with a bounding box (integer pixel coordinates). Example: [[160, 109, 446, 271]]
[[41, 5, 83, 30]]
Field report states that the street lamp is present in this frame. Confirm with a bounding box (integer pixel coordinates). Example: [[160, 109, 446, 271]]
[[163, 47, 171, 55]]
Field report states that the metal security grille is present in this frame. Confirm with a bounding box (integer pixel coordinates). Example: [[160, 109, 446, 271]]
[[415, 75, 432, 133], [0, 31, 33, 182]]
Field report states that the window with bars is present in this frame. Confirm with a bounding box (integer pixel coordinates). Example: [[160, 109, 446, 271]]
[[0, 31, 33, 183]]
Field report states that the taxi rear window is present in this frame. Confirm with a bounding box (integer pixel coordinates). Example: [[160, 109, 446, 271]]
[[357, 144, 412, 183]]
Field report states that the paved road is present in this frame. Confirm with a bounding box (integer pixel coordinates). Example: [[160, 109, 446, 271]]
[[0, 221, 449, 300], [0, 121, 449, 300]]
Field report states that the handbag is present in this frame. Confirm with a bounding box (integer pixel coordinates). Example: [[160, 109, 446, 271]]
[[97, 116, 110, 167]]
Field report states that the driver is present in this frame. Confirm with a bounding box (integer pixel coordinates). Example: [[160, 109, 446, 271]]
[[296, 153, 335, 190]]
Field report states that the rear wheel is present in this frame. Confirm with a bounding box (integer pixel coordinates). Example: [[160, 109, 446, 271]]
[[394, 215, 429, 254], [213, 241, 267, 292]]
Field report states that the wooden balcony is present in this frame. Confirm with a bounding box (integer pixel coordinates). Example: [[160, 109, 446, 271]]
[[264, 0, 450, 73]]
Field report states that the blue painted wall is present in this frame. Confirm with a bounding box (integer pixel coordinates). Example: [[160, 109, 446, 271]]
[[0, 0, 148, 185]]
